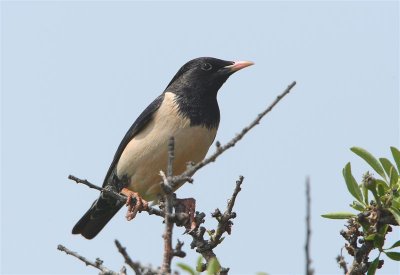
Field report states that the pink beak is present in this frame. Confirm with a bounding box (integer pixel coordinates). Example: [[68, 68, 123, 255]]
[[225, 60, 254, 72]]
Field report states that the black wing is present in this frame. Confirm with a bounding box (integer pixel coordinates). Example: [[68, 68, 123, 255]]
[[102, 93, 165, 187], [72, 93, 165, 239]]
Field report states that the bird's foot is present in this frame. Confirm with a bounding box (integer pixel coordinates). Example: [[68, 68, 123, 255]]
[[121, 188, 148, 221], [174, 198, 196, 232]]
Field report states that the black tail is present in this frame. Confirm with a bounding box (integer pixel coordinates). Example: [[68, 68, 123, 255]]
[[72, 195, 124, 239]]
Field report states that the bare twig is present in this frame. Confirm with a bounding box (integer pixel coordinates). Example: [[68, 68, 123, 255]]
[[336, 249, 348, 275], [212, 176, 243, 246], [115, 239, 158, 275], [68, 175, 164, 217], [57, 244, 119, 275], [161, 137, 176, 274], [305, 177, 314, 275], [189, 175, 244, 273], [68, 175, 104, 192], [169, 81, 297, 189], [173, 239, 186, 258], [68, 174, 125, 203]]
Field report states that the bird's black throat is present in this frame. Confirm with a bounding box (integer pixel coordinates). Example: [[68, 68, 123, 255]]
[[173, 89, 220, 130]]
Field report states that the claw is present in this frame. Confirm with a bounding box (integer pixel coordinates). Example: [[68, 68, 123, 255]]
[[121, 188, 148, 221]]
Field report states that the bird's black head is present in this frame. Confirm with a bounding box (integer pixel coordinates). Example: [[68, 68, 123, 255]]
[[165, 57, 253, 97], [165, 57, 253, 129]]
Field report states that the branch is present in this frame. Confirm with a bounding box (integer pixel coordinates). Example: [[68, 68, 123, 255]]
[[342, 210, 385, 274], [114, 240, 158, 275], [170, 81, 297, 189], [305, 177, 314, 275], [173, 239, 186, 258], [68, 175, 164, 218], [336, 249, 349, 275], [211, 175, 243, 246], [188, 175, 244, 273], [160, 137, 176, 274], [57, 244, 120, 275]]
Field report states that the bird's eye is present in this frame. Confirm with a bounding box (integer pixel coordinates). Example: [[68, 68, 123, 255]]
[[201, 63, 213, 71]]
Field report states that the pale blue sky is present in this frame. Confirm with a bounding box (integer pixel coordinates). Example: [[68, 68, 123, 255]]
[[1, 1, 399, 274]]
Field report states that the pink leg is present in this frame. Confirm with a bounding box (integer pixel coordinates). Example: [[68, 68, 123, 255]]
[[121, 188, 149, 221]]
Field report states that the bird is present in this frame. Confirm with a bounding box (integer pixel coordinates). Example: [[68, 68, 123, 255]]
[[72, 57, 253, 239]]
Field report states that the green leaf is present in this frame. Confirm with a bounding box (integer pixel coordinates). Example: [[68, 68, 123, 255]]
[[367, 256, 380, 275], [377, 184, 385, 197], [359, 220, 371, 231], [392, 197, 400, 209], [395, 178, 400, 189], [362, 183, 369, 205], [373, 234, 384, 249], [321, 212, 356, 219], [206, 258, 221, 275], [386, 240, 400, 250], [380, 158, 396, 179], [385, 251, 400, 261], [343, 163, 363, 203], [196, 256, 204, 273], [380, 158, 399, 187], [177, 263, 197, 275], [390, 147, 400, 173], [388, 207, 400, 226], [350, 201, 365, 211], [256, 273, 269, 275], [365, 233, 377, 241], [378, 224, 389, 235], [376, 179, 389, 191], [351, 147, 386, 179], [376, 179, 387, 196], [390, 167, 399, 188]]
